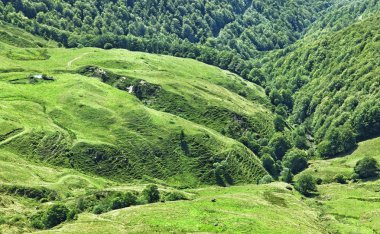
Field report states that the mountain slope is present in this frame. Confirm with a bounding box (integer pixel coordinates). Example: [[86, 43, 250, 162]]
[[0, 23, 274, 187], [259, 15, 380, 157]]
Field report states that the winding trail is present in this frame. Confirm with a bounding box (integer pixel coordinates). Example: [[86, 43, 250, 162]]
[[67, 52, 92, 68]]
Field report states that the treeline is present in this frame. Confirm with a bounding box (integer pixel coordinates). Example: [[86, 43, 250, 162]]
[[0, 0, 331, 81]]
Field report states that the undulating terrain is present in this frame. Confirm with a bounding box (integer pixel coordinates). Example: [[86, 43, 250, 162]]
[[0, 0, 379, 233]]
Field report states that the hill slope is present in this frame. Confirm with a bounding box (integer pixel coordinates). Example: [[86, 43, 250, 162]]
[[0, 22, 274, 187], [259, 15, 380, 157]]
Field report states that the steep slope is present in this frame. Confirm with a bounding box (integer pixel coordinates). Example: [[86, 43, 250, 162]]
[[0, 23, 274, 187], [259, 15, 380, 157]]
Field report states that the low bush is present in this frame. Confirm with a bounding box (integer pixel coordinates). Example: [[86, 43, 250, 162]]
[[142, 185, 160, 203], [354, 157, 379, 179], [295, 174, 317, 196], [164, 191, 188, 201], [31, 204, 72, 229], [259, 175, 274, 184], [334, 174, 346, 184]]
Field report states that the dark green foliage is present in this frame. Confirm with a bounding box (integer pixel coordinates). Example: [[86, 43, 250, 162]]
[[164, 191, 188, 202], [268, 133, 292, 160], [273, 115, 286, 132], [142, 185, 160, 203], [333, 174, 346, 184], [315, 178, 323, 185], [317, 125, 356, 158], [213, 161, 234, 186], [295, 174, 316, 196], [110, 192, 137, 210], [0, 185, 58, 201], [280, 168, 293, 183], [31, 204, 71, 229], [261, 154, 276, 176], [282, 148, 308, 174], [259, 175, 274, 184], [354, 157, 379, 179], [352, 100, 380, 140], [44, 204, 69, 228], [103, 42, 113, 50]]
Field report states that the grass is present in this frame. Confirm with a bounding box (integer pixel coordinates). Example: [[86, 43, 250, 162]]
[[0, 21, 379, 234], [298, 137, 380, 233], [38, 183, 325, 234], [299, 137, 380, 183], [0, 23, 271, 187]]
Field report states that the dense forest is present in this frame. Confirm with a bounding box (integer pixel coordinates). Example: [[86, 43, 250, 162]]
[[0, 0, 333, 79]]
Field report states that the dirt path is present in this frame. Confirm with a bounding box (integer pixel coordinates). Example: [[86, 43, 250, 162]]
[[67, 52, 92, 68]]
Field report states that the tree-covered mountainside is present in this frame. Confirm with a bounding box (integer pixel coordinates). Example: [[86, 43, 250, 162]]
[[259, 15, 380, 157]]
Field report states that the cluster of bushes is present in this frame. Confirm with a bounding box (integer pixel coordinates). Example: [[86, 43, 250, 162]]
[[30, 204, 76, 229], [0, 185, 58, 202], [29, 184, 188, 230]]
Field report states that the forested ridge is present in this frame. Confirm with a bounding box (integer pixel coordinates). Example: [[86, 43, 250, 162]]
[[0, 0, 332, 79]]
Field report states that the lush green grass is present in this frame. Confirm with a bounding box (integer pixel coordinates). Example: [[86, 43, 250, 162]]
[[38, 183, 324, 234], [0, 23, 272, 188], [300, 137, 380, 183], [298, 137, 380, 233]]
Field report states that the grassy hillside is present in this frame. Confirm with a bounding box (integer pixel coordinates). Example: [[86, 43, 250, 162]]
[[37, 183, 324, 234], [297, 137, 380, 233], [0, 22, 275, 188]]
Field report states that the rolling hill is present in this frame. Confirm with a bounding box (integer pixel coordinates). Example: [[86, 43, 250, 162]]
[[0, 0, 380, 233]]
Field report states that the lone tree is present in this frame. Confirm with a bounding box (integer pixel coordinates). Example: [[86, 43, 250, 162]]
[[280, 168, 293, 183], [142, 184, 160, 203], [44, 204, 70, 228], [295, 174, 316, 196], [354, 157, 379, 179], [282, 148, 308, 174]]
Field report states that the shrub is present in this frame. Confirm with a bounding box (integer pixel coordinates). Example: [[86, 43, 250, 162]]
[[315, 178, 323, 185], [280, 168, 293, 183], [354, 157, 379, 179], [44, 204, 70, 228], [282, 148, 308, 174], [92, 204, 109, 214], [165, 191, 187, 201], [334, 174, 346, 184], [104, 43, 113, 50], [111, 192, 137, 209], [259, 175, 274, 184], [269, 133, 292, 160], [317, 125, 356, 158], [261, 154, 276, 175], [295, 174, 316, 196], [142, 184, 160, 203]]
